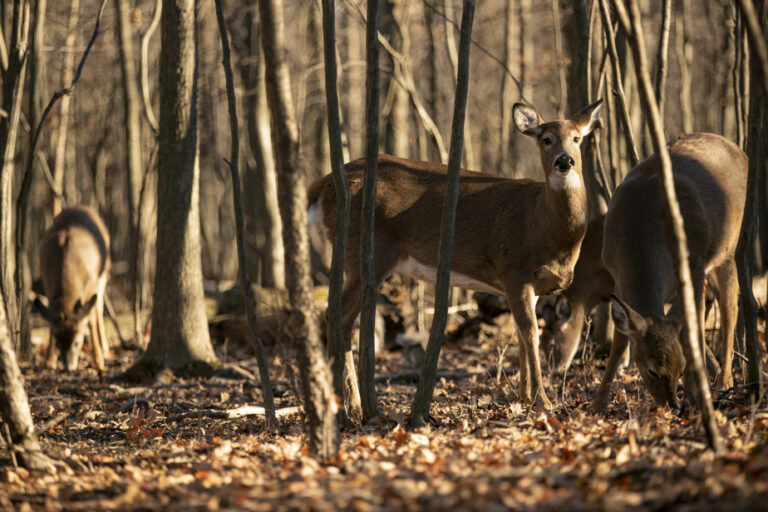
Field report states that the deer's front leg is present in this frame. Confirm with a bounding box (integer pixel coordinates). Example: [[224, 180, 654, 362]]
[[507, 283, 552, 410], [89, 309, 105, 372], [591, 331, 630, 412], [46, 333, 57, 370]]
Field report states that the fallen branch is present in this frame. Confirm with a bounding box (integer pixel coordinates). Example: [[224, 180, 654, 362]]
[[168, 405, 302, 423]]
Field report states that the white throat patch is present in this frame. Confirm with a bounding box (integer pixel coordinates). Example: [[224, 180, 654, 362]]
[[548, 171, 581, 191]]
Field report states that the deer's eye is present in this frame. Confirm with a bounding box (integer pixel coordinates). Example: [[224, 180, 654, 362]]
[[542, 137, 552, 146], [573, 136, 580, 143], [647, 367, 662, 380]]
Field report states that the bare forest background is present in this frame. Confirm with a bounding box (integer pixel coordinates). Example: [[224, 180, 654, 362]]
[[3, 0, 764, 341]]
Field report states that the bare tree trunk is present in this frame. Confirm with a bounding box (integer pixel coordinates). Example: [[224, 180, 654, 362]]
[[654, 0, 672, 121], [0, 0, 29, 354], [381, 0, 410, 158], [258, 0, 338, 460], [344, 10, 364, 159], [675, 0, 694, 133], [115, 0, 145, 346], [551, 0, 567, 117], [307, 2, 331, 180], [735, 0, 767, 390], [52, 0, 79, 216], [213, 0, 276, 427], [497, 0, 516, 175], [242, 12, 284, 289], [0, 292, 51, 470], [124, 0, 219, 380], [615, 0, 723, 454], [322, 0, 353, 428], [443, 0, 476, 170], [410, 0, 475, 428], [358, 0, 382, 423], [561, 0, 605, 214]]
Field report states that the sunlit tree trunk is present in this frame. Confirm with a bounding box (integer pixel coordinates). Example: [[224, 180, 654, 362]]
[[258, 0, 338, 460]]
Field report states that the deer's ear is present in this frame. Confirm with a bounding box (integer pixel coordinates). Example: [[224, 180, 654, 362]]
[[74, 294, 98, 318], [610, 294, 648, 338], [34, 297, 58, 324], [572, 99, 603, 137], [555, 295, 572, 321], [513, 103, 544, 137]]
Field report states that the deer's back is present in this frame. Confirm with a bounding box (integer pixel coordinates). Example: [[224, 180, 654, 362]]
[[39, 206, 110, 307], [603, 134, 747, 313]]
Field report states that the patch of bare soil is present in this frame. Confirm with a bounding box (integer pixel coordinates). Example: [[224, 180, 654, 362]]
[[2, 314, 767, 511]]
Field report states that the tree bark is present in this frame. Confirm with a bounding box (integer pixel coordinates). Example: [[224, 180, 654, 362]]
[[654, 0, 672, 120], [213, 0, 276, 427], [615, 0, 723, 454], [115, 0, 146, 347], [357, 0, 383, 423], [258, 0, 338, 460], [322, 0, 353, 428], [497, 0, 516, 176], [0, 291, 51, 470], [410, 0, 475, 428], [675, 0, 694, 134], [125, 0, 219, 380], [735, 0, 767, 389], [242, 10, 284, 289], [381, 0, 410, 158], [0, 0, 29, 354], [51, 0, 80, 216]]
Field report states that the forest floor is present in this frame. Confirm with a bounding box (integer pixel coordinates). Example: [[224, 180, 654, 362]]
[[2, 308, 768, 511]]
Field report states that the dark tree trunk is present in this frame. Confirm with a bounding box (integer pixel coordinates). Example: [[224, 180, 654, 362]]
[[125, 0, 219, 380], [410, 0, 475, 428], [258, 0, 338, 461]]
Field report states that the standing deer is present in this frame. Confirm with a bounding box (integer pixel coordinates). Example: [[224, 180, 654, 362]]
[[596, 133, 746, 411], [34, 206, 111, 372], [309, 100, 602, 414]]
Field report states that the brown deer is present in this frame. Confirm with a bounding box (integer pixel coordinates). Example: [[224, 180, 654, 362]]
[[539, 215, 618, 374], [34, 206, 111, 372], [308, 100, 603, 414], [597, 133, 746, 411]]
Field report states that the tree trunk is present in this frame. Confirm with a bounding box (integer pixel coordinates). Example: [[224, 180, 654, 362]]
[[410, 0, 475, 428], [735, 0, 767, 389], [258, 0, 338, 460], [343, 10, 364, 160], [497, 0, 517, 176], [242, 11, 284, 289], [0, 291, 51, 470], [124, 0, 219, 380], [0, 0, 29, 354], [358, 0, 382, 423], [115, 0, 146, 346], [561, 0, 605, 215], [322, 0, 353, 428], [381, 0, 410, 158], [52, 0, 79, 216], [615, 0, 723, 454], [214, 0, 276, 427]]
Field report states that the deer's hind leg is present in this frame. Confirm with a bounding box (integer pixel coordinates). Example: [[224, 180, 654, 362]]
[[711, 260, 738, 390]]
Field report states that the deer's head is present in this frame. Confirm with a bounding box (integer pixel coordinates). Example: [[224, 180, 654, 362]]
[[35, 294, 97, 371], [513, 100, 603, 191], [610, 295, 686, 410]]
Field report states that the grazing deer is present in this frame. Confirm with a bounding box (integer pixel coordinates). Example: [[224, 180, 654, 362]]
[[597, 133, 746, 411], [34, 206, 111, 372], [308, 100, 603, 413], [539, 215, 619, 374]]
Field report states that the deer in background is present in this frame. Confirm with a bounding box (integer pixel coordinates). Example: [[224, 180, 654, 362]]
[[597, 133, 746, 411], [309, 100, 602, 414], [34, 206, 111, 372], [538, 215, 621, 374]]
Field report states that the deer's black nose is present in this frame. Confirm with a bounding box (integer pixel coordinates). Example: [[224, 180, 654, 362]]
[[555, 154, 574, 171]]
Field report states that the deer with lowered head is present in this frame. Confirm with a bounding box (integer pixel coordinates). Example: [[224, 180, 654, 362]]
[[308, 100, 603, 415], [597, 133, 746, 411], [35, 206, 111, 372]]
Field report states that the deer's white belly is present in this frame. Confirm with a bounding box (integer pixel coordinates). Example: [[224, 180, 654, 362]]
[[392, 256, 505, 296]]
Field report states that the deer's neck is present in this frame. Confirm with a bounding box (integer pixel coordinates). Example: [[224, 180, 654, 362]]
[[543, 174, 588, 241]]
